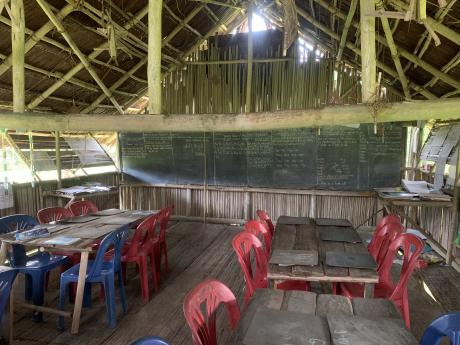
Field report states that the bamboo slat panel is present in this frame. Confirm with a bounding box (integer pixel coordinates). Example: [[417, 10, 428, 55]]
[[120, 185, 379, 228], [315, 195, 379, 227], [11, 172, 120, 217]]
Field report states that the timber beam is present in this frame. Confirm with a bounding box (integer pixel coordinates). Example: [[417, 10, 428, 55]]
[[1, 99, 460, 132]]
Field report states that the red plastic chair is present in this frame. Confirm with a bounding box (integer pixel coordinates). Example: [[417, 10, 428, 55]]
[[256, 210, 274, 237], [368, 214, 401, 257], [157, 205, 173, 273], [232, 231, 268, 306], [68, 200, 98, 216], [183, 279, 240, 345], [244, 220, 272, 258], [372, 222, 405, 267], [118, 214, 160, 303], [244, 220, 310, 293], [37, 206, 73, 224], [339, 233, 424, 329]]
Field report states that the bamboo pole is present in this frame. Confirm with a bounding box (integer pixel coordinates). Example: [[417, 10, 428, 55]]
[[27, 4, 148, 110], [337, 0, 358, 62], [295, 6, 437, 100], [376, 0, 410, 99], [308, 0, 460, 94], [11, 0, 25, 113], [1, 99, 460, 132], [0, 4, 74, 77], [360, 0, 376, 102], [246, 5, 254, 113], [35, 0, 124, 114], [55, 131, 62, 189], [387, 0, 460, 45], [148, 0, 162, 115]]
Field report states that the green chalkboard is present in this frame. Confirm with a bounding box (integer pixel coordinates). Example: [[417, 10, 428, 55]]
[[119, 124, 403, 190]]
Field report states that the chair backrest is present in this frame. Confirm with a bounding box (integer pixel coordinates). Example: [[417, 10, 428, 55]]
[[256, 210, 274, 236], [368, 214, 401, 254], [126, 214, 159, 258], [68, 200, 98, 216], [183, 279, 240, 345], [0, 267, 17, 320], [372, 222, 405, 267], [378, 233, 424, 303], [420, 312, 460, 345], [231, 231, 268, 305], [88, 225, 129, 278], [37, 207, 73, 224], [0, 214, 39, 266], [129, 336, 171, 345], [244, 220, 272, 259]]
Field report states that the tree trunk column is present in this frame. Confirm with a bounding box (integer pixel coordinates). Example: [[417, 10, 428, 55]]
[[12, 0, 25, 113], [360, 0, 376, 102], [148, 0, 162, 114]]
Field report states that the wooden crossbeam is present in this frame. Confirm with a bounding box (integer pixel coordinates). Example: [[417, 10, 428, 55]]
[[1, 98, 460, 132]]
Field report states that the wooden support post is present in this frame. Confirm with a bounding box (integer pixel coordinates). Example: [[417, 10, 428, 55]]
[[446, 139, 460, 264], [246, 5, 254, 113], [148, 0, 162, 115], [11, 0, 25, 113], [55, 130, 62, 205], [360, 0, 376, 102]]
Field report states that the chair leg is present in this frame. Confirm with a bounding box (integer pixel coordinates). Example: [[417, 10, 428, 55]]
[[162, 243, 169, 273], [149, 252, 159, 292], [121, 262, 127, 284], [83, 283, 92, 308], [104, 276, 117, 329], [138, 257, 150, 303], [31, 273, 45, 322], [24, 274, 32, 301], [59, 280, 68, 330], [117, 270, 127, 315]]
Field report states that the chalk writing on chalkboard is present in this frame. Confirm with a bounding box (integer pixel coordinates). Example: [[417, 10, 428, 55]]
[[119, 123, 403, 191]]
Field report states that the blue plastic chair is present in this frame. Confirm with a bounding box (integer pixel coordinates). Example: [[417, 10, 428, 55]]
[[420, 312, 460, 345], [129, 336, 170, 345], [59, 225, 129, 329], [0, 214, 69, 321], [0, 266, 17, 321]]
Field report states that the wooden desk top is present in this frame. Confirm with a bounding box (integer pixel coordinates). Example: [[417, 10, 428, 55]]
[[378, 194, 454, 208], [0, 210, 151, 253], [268, 218, 379, 284], [233, 289, 418, 345]]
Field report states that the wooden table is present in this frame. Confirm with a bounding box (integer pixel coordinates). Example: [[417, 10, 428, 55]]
[[0, 209, 151, 334], [42, 187, 119, 208], [378, 193, 457, 264], [268, 217, 379, 297], [233, 289, 418, 345]]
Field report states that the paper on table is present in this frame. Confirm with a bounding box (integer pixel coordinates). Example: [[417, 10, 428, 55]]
[[43, 236, 80, 245], [402, 180, 431, 194]]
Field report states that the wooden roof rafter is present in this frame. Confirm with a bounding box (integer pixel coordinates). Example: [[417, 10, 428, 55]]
[[304, 0, 460, 98]]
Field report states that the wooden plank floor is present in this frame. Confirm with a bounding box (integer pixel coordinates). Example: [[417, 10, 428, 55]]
[[6, 221, 459, 344]]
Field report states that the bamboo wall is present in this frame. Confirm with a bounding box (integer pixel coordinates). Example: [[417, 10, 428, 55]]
[[120, 184, 380, 227], [0, 173, 120, 218], [162, 41, 403, 114]]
